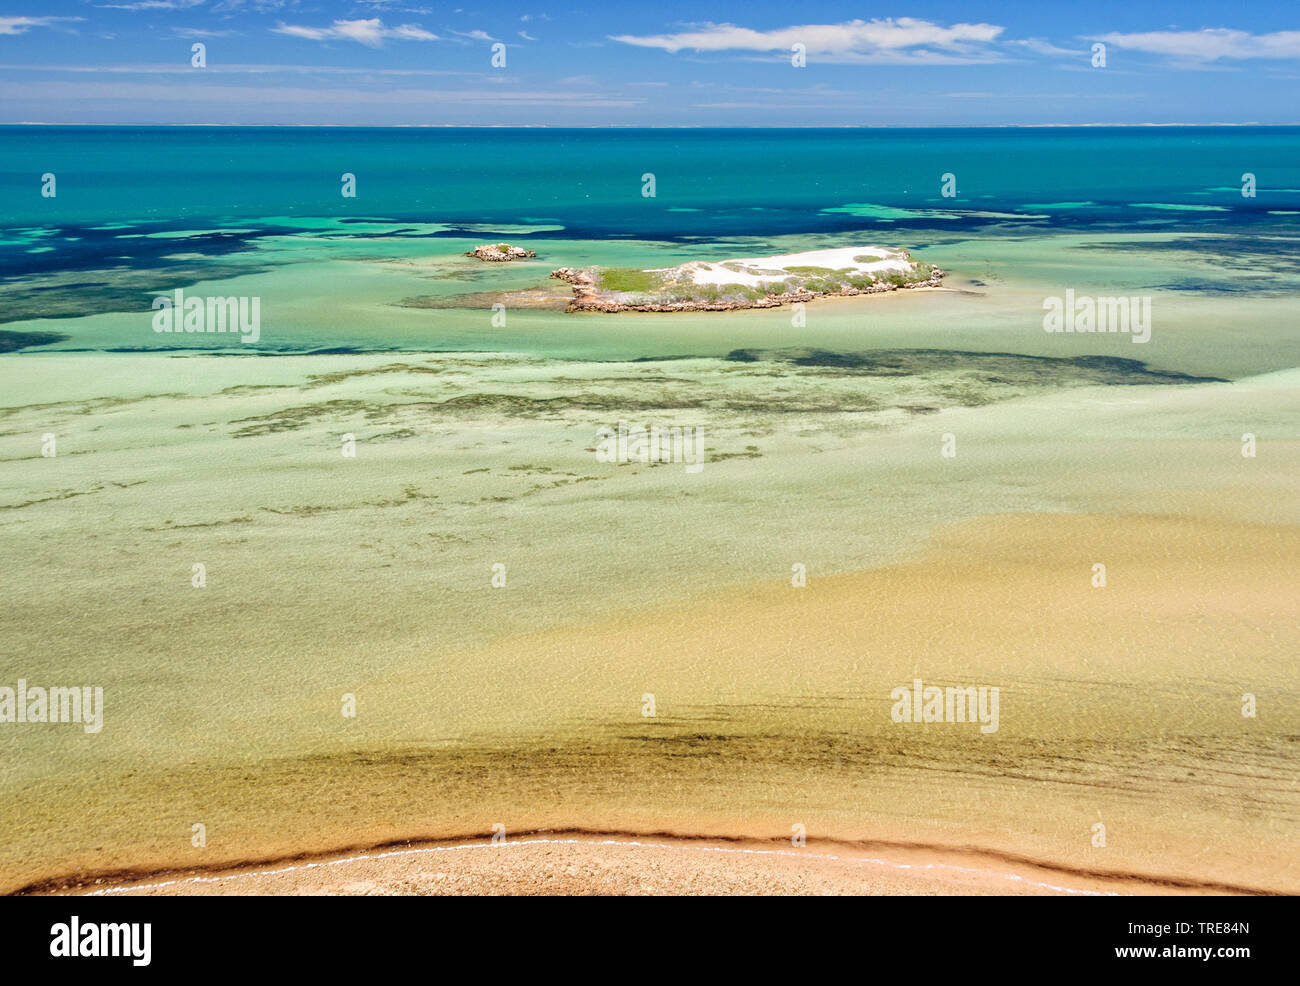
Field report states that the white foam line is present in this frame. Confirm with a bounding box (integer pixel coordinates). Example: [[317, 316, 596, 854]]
[[80, 837, 1124, 897]]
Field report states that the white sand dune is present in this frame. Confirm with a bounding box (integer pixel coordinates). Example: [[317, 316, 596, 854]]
[[651, 246, 913, 287]]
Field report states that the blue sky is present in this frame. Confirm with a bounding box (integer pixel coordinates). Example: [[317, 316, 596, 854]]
[[2, 1, 1299, 125]]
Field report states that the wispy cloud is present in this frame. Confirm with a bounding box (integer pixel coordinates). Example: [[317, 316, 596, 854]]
[[214, 0, 297, 10], [0, 62, 473, 77], [97, 1, 205, 10], [1095, 29, 1300, 62], [343, 1, 434, 11], [171, 27, 236, 38], [0, 16, 83, 35], [0, 79, 643, 108], [610, 17, 1007, 65], [273, 18, 438, 46], [1008, 38, 1084, 59]]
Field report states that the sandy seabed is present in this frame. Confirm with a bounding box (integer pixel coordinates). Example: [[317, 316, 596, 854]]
[[3, 272, 1297, 896]]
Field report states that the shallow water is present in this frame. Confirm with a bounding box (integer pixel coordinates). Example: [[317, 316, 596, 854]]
[[1, 127, 1297, 894]]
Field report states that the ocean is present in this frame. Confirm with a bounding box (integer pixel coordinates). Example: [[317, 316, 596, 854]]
[[1, 126, 1297, 895], [5, 126, 1300, 232], [3, 126, 1299, 365]]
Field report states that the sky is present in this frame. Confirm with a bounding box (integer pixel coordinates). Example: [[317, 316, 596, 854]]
[[1, 1, 1298, 125]]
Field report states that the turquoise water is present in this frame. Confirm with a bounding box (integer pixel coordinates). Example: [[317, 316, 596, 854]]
[[4, 126, 1300, 231], [2, 126, 1298, 359]]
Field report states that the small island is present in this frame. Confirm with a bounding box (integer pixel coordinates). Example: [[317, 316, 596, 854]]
[[467, 243, 537, 262], [550, 246, 944, 312]]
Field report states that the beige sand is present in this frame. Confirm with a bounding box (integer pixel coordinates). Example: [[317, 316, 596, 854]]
[[70, 834, 1240, 897]]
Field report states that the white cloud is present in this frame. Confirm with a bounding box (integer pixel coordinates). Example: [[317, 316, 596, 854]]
[[273, 18, 438, 46], [1094, 29, 1300, 62], [518, 31, 536, 42], [0, 16, 83, 35], [172, 27, 236, 38], [1008, 38, 1084, 58], [97, 1, 205, 10], [610, 17, 1006, 64], [454, 30, 497, 42], [214, 0, 296, 10]]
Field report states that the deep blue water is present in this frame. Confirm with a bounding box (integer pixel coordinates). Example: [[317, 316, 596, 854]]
[[3, 126, 1299, 237]]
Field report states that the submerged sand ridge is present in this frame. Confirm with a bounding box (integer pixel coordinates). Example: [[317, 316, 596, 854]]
[[15, 508, 1299, 897]]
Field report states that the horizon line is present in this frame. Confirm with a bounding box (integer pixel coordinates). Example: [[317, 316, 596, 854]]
[[4, 121, 1300, 129]]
